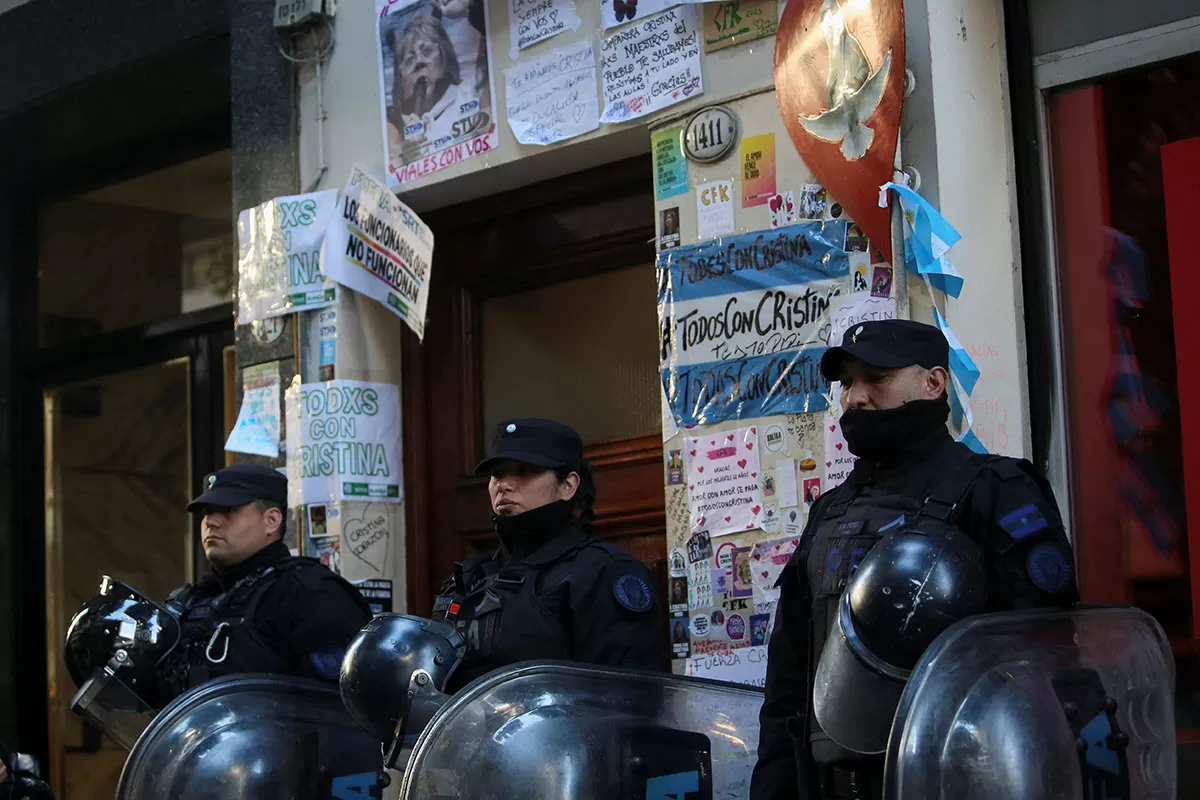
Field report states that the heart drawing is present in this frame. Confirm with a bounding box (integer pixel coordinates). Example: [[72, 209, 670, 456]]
[[345, 503, 389, 577]]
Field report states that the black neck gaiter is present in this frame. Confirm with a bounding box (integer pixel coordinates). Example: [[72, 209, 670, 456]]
[[493, 499, 574, 558], [838, 396, 951, 462]]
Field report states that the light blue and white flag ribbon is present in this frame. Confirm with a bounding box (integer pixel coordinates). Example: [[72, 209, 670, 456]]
[[934, 306, 980, 396], [879, 182, 965, 298]]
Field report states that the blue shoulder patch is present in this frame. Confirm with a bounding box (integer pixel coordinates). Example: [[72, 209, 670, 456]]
[[999, 503, 1050, 540], [308, 646, 346, 681], [1027, 543, 1073, 594], [613, 573, 653, 613]]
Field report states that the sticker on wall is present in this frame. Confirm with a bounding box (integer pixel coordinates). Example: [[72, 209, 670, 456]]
[[600, 7, 703, 124], [763, 424, 786, 453], [652, 127, 689, 201], [797, 184, 829, 220], [687, 530, 714, 563], [702, 0, 779, 54], [318, 307, 337, 381], [669, 548, 687, 578], [850, 253, 870, 293], [669, 576, 689, 613], [688, 561, 714, 610], [377, 0, 499, 188], [660, 207, 682, 251], [726, 613, 747, 643], [691, 612, 711, 638], [716, 540, 738, 570], [741, 132, 776, 208], [732, 546, 754, 598], [666, 448, 684, 485], [696, 180, 735, 240], [760, 503, 780, 532], [769, 191, 797, 229], [871, 265, 894, 298], [803, 477, 823, 506], [671, 614, 691, 658], [784, 507, 803, 537], [846, 222, 870, 253], [711, 568, 730, 596], [750, 613, 771, 646], [776, 458, 800, 508], [762, 472, 776, 499], [685, 425, 763, 537]]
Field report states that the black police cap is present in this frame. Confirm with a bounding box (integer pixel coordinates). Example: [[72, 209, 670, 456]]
[[474, 418, 584, 475], [186, 463, 287, 511], [820, 319, 950, 381]]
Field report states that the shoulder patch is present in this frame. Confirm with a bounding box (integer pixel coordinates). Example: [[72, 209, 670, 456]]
[[612, 573, 653, 613], [1027, 543, 1074, 594], [308, 646, 346, 681], [998, 503, 1050, 540]]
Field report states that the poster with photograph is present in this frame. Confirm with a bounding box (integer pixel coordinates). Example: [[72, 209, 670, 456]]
[[377, 0, 499, 187]]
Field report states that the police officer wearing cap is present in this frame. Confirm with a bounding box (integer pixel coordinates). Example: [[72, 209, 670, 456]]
[[151, 464, 372, 704], [431, 418, 668, 693], [751, 320, 1079, 800]]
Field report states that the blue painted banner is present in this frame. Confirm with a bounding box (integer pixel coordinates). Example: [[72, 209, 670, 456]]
[[659, 221, 849, 426]]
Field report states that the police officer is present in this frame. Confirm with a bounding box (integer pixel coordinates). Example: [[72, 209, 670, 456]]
[[432, 418, 667, 693], [0, 746, 53, 800], [153, 464, 372, 704], [751, 320, 1079, 800]]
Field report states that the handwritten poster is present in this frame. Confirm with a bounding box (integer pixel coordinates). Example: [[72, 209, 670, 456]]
[[702, 0, 779, 53], [225, 363, 282, 458], [236, 190, 338, 324], [685, 425, 763, 537], [321, 166, 434, 340], [343, 502, 392, 576], [740, 132, 776, 208], [829, 291, 897, 345], [505, 39, 599, 146], [508, 0, 580, 54], [600, 6, 703, 124], [658, 221, 851, 426], [285, 378, 404, 506], [378, 0, 499, 187], [685, 645, 768, 687], [653, 126, 689, 201], [696, 180, 735, 240]]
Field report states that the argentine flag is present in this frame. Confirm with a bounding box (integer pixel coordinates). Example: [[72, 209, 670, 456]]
[[879, 182, 965, 298]]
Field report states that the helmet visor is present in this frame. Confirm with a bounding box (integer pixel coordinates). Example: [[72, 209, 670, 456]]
[[70, 667, 155, 751]]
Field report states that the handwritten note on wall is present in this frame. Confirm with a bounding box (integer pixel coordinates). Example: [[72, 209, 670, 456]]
[[509, 0, 581, 54], [686, 425, 763, 538], [600, 6, 703, 123], [506, 39, 599, 146]]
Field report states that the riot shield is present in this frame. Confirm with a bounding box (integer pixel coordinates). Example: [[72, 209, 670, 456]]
[[116, 674, 383, 800], [885, 606, 1176, 800], [398, 661, 764, 800]]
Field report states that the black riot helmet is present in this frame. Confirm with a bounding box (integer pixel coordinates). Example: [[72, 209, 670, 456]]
[[340, 614, 465, 768], [813, 518, 987, 755], [64, 576, 181, 749]]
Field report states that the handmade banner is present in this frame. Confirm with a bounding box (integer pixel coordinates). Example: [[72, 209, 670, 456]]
[[321, 166, 435, 340], [659, 220, 850, 426], [505, 38, 599, 146], [285, 378, 404, 506], [236, 190, 338, 324], [378, 0, 498, 187], [600, 6, 703, 124]]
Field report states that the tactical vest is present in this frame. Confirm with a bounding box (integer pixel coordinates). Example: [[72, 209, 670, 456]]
[[159, 557, 315, 701], [432, 532, 591, 692], [797, 449, 998, 765]]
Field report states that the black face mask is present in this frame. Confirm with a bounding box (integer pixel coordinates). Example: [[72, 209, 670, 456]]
[[838, 396, 950, 461], [493, 499, 574, 556]]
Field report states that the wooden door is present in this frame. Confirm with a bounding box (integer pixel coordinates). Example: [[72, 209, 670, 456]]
[[401, 155, 669, 615]]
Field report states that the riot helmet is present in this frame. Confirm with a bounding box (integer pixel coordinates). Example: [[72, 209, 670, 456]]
[[813, 517, 987, 755], [64, 575, 181, 749], [340, 614, 465, 769]]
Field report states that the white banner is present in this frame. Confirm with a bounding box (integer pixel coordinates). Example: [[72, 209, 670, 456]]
[[236, 190, 339, 324], [285, 378, 404, 506], [321, 165, 434, 341]]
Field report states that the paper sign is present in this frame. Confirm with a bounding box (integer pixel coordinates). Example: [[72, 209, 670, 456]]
[[321, 166, 434, 341], [686, 425, 763, 537], [740, 132, 776, 208], [686, 530, 713, 563], [653, 126, 689, 201], [732, 546, 753, 597], [769, 190, 797, 228], [310, 534, 342, 575], [696, 180, 734, 240], [783, 506, 804, 538], [378, 0, 499, 187], [671, 614, 691, 657], [225, 363, 282, 458], [703, 0, 778, 53], [685, 645, 768, 688], [776, 458, 799, 508], [830, 291, 897, 349], [353, 578, 394, 615], [825, 406, 856, 489], [509, 0, 580, 54], [236, 190, 339, 324], [505, 38, 599, 146], [797, 184, 828, 220], [285, 378, 404, 506], [600, 6, 703, 124], [660, 207, 681, 250], [688, 561, 713, 610], [750, 535, 799, 603]]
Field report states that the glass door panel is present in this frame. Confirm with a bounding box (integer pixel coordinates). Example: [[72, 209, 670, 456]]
[[44, 359, 192, 800]]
